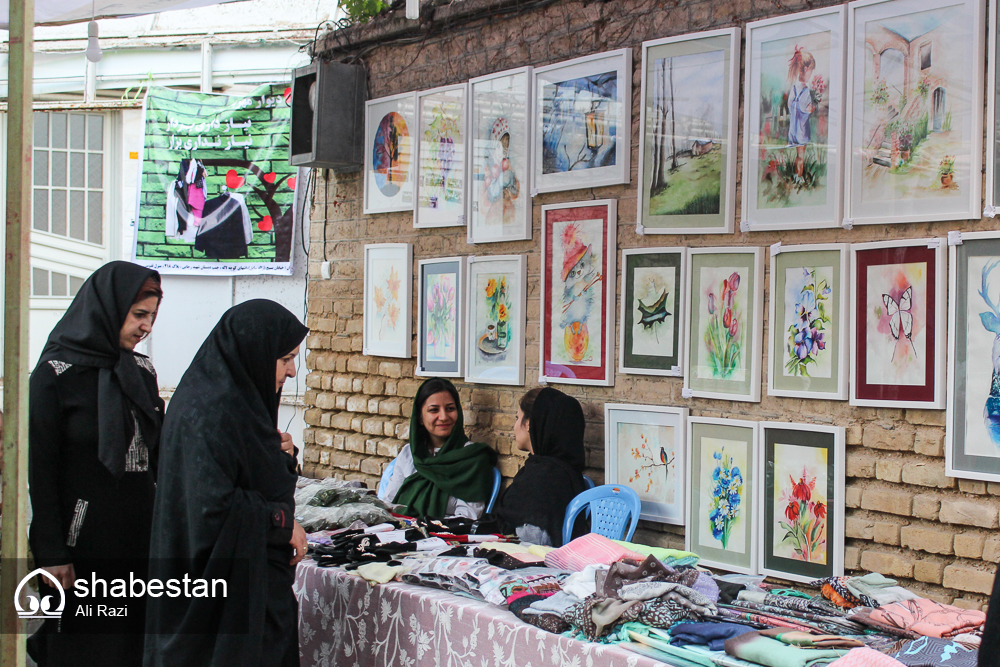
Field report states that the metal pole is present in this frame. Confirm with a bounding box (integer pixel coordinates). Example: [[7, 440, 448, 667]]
[[1, 0, 33, 661]]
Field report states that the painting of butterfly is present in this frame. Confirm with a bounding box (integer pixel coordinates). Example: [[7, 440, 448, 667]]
[[866, 262, 927, 386]]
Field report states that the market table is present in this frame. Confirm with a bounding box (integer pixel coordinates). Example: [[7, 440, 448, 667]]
[[294, 558, 669, 667]]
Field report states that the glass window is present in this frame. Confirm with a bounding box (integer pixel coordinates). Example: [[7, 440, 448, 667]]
[[32, 268, 48, 296]]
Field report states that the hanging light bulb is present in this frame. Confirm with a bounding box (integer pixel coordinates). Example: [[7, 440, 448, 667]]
[[86, 20, 102, 63]]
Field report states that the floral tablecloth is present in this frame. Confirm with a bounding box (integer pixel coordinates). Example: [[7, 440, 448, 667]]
[[294, 559, 668, 667]]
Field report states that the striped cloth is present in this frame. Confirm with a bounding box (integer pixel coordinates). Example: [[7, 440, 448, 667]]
[[544, 533, 645, 572]]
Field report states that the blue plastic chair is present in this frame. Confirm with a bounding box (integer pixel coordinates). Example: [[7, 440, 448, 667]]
[[582, 474, 595, 489], [485, 468, 502, 513], [377, 458, 397, 501], [562, 484, 641, 546]]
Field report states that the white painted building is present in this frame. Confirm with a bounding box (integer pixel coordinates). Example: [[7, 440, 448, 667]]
[[0, 0, 337, 448]]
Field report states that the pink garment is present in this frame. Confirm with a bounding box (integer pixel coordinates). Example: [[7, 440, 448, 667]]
[[828, 647, 905, 667], [188, 184, 206, 221], [544, 533, 645, 572], [869, 599, 985, 638]]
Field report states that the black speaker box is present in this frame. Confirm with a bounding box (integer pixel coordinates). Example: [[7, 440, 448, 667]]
[[289, 60, 367, 172]]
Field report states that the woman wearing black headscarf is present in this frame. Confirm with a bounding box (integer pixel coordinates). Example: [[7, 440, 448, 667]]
[[144, 299, 308, 667], [27, 261, 165, 667], [493, 387, 588, 547]]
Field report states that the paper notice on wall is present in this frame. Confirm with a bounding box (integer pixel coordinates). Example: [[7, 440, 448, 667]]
[[133, 84, 296, 275]]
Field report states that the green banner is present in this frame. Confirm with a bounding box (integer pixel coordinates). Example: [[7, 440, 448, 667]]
[[133, 84, 297, 275]]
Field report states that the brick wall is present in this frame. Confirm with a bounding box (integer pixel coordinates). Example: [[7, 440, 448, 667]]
[[301, 0, 1000, 607]]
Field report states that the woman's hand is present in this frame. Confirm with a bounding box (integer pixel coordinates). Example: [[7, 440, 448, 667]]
[[42, 563, 75, 590], [279, 431, 295, 456], [290, 521, 307, 566]]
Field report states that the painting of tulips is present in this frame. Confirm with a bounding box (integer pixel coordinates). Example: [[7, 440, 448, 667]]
[[686, 248, 764, 402], [761, 422, 844, 583], [417, 258, 464, 377]]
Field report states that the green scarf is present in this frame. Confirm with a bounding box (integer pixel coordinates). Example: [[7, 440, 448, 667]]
[[393, 384, 497, 518]]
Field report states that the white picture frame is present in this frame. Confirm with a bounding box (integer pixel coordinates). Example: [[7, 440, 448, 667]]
[[415, 83, 469, 229], [363, 243, 413, 359], [987, 0, 1000, 218], [767, 243, 850, 400], [741, 7, 847, 231], [849, 238, 947, 409], [636, 28, 741, 235], [843, 0, 985, 225], [464, 254, 527, 386], [684, 246, 765, 402], [605, 403, 687, 525], [532, 48, 632, 194], [468, 66, 533, 244], [416, 257, 466, 378], [363, 92, 417, 215], [618, 247, 687, 377]]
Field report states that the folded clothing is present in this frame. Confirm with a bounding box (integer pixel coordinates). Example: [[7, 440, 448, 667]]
[[561, 563, 608, 599], [827, 647, 906, 666], [399, 556, 534, 605], [847, 607, 920, 639], [544, 533, 645, 572], [890, 636, 978, 667], [725, 632, 848, 667], [760, 629, 864, 650], [869, 599, 985, 639], [811, 577, 877, 609], [355, 562, 402, 585], [669, 621, 755, 650], [611, 540, 699, 567], [845, 573, 918, 607]]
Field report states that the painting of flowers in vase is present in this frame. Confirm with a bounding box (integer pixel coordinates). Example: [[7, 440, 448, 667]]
[[476, 274, 513, 360], [698, 268, 746, 381], [784, 266, 833, 378], [773, 443, 828, 564], [697, 439, 747, 552]]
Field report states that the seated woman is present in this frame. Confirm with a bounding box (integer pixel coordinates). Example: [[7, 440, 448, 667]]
[[493, 387, 588, 546], [381, 378, 497, 519]]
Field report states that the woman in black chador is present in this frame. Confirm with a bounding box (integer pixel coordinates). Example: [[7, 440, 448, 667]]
[[27, 261, 165, 667], [144, 299, 308, 667]]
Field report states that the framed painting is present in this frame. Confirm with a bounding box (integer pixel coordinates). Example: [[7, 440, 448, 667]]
[[636, 28, 740, 235], [844, 0, 985, 225], [684, 247, 765, 402], [946, 231, 1000, 482], [540, 200, 616, 386], [532, 49, 632, 194], [363, 243, 412, 359], [465, 254, 526, 386], [987, 0, 1000, 217], [415, 83, 468, 229], [768, 243, 849, 400], [605, 404, 687, 525], [468, 67, 532, 244], [363, 92, 417, 215], [416, 257, 465, 378], [850, 239, 946, 408], [619, 247, 686, 377], [686, 417, 758, 574], [742, 7, 847, 231], [759, 422, 845, 584]]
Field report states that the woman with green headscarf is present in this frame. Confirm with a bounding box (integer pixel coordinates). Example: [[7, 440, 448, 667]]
[[380, 378, 497, 518]]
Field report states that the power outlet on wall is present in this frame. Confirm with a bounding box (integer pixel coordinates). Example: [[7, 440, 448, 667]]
[[320, 261, 332, 280]]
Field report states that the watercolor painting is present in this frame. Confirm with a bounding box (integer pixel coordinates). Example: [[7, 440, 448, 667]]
[[475, 273, 514, 364], [859, 6, 967, 203], [697, 267, 747, 381], [757, 32, 832, 209], [549, 218, 605, 367], [697, 438, 747, 552], [630, 266, 676, 357], [783, 266, 834, 378], [772, 442, 828, 564], [541, 72, 618, 174], [964, 256, 1000, 457], [866, 261, 927, 386], [647, 50, 725, 216], [418, 95, 464, 217], [424, 272, 457, 363], [619, 422, 676, 506], [373, 111, 410, 197], [370, 260, 402, 343], [477, 117, 521, 229]]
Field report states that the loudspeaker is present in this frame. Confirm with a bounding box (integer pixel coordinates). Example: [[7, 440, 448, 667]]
[[289, 60, 367, 172]]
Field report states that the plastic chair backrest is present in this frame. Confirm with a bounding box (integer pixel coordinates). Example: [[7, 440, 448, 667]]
[[377, 458, 397, 502], [582, 475, 595, 489], [485, 467, 502, 513], [562, 484, 641, 546]]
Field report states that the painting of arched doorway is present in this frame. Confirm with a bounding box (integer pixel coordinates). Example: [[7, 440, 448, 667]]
[[933, 87, 946, 131], [879, 48, 906, 112]]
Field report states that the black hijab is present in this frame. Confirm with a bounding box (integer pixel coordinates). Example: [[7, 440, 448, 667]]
[[145, 299, 308, 667], [36, 260, 162, 478], [494, 388, 588, 546]]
